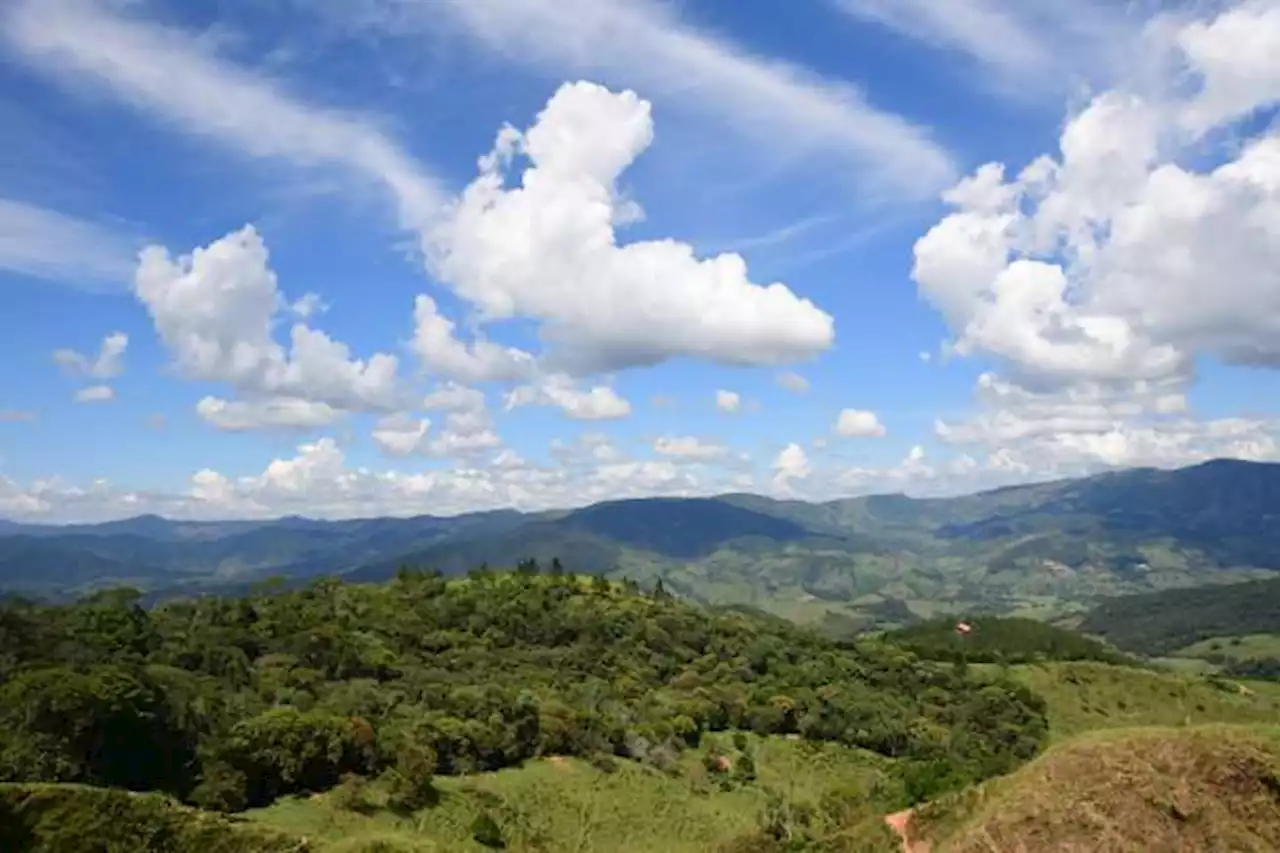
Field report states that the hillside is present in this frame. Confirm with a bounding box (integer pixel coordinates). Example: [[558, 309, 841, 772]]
[[6, 573, 1280, 851], [910, 726, 1280, 853], [881, 616, 1134, 666], [0, 572, 1048, 811], [3, 459, 1280, 625], [1079, 574, 1280, 656]]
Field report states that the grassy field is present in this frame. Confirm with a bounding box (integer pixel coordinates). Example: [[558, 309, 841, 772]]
[[912, 725, 1280, 853], [245, 735, 901, 853], [1176, 633, 1280, 661], [985, 662, 1280, 742]]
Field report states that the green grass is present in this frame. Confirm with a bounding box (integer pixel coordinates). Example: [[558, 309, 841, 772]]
[[1176, 633, 1280, 661], [245, 736, 897, 853], [1148, 656, 1221, 675], [985, 661, 1280, 742]]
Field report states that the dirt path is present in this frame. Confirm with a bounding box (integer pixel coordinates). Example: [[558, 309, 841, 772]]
[[884, 809, 931, 853]]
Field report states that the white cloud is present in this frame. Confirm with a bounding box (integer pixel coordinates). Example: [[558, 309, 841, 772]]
[[421, 382, 487, 413], [4, 0, 444, 229], [73, 384, 115, 403], [411, 295, 535, 383], [505, 373, 631, 420], [1176, 0, 1280, 134], [427, 81, 835, 375], [776, 371, 811, 394], [53, 331, 128, 379], [135, 225, 403, 413], [0, 198, 135, 288], [357, 0, 956, 198], [912, 2, 1280, 388], [653, 436, 727, 460], [289, 292, 330, 319], [835, 408, 886, 438], [828, 0, 1133, 93], [772, 442, 810, 490], [371, 414, 431, 455], [0, 410, 37, 423], [417, 381, 504, 456], [196, 396, 343, 431], [929, 370, 1279, 472], [550, 433, 625, 466], [5, 417, 1278, 523], [716, 390, 742, 414]]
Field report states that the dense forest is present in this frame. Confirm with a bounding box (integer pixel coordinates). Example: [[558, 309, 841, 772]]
[[0, 565, 1049, 825], [1080, 575, 1280, 655]]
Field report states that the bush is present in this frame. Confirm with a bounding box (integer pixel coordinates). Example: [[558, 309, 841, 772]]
[[332, 774, 376, 814], [470, 812, 506, 849], [384, 745, 437, 813]]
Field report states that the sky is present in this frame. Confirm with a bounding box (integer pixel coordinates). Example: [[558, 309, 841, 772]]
[[0, 0, 1279, 522]]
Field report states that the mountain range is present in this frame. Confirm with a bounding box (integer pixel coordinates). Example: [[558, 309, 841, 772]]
[[3, 458, 1279, 627]]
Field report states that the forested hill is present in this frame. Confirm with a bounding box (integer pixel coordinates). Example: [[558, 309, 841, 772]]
[[0, 569, 1047, 815]]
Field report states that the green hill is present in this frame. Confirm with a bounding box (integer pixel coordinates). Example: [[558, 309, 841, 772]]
[[881, 616, 1134, 666], [0, 571, 1047, 812], [5, 571, 1280, 852], [1079, 574, 1280, 656]]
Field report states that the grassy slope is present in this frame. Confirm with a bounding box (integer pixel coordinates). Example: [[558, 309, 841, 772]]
[[246, 736, 898, 853], [914, 725, 1280, 853], [985, 661, 1280, 742], [1177, 633, 1280, 661]]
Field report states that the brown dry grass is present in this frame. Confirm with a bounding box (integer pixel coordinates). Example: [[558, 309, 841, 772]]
[[918, 726, 1280, 853]]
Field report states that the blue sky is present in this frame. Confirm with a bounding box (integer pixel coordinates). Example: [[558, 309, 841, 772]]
[[1, 0, 1278, 522]]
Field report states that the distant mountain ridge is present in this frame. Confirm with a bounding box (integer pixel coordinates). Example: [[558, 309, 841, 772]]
[[3, 459, 1279, 625]]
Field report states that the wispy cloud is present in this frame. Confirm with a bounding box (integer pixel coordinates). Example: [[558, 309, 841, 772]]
[[345, 0, 957, 199], [828, 0, 1138, 94], [0, 198, 135, 288], [0, 410, 37, 423], [2, 0, 446, 229]]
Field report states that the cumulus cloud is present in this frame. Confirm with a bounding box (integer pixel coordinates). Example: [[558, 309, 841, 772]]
[[772, 442, 810, 490], [411, 295, 535, 383], [53, 332, 128, 379], [716, 390, 742, 414], [289, 292, 330, 319], [73, 385, 114, 403], [912, 2, 1280, 388], [504, 374, 631, 420], [933, 371, 1278, 472], [653, 436, 727, 460], [835, 408, 886, 438], [427, 81, 835, 375], [371, 415, 431, 455], [196, 396, 343, 431], [135, 225, 403, 414]]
